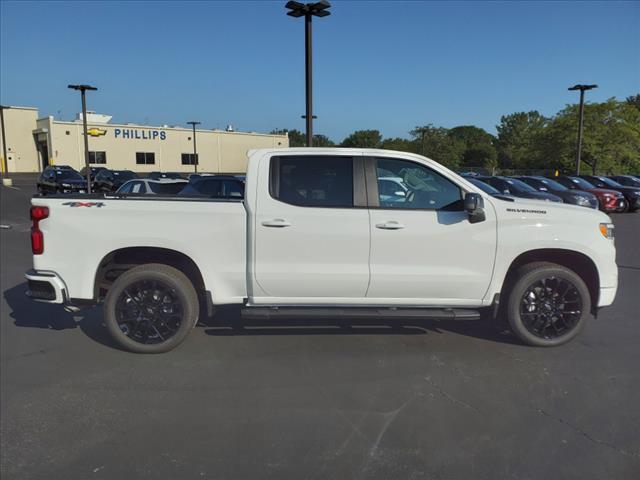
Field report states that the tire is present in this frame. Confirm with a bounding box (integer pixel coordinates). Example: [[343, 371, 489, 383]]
[[505, 262, 591, 347], [104, 263, 199, 353]]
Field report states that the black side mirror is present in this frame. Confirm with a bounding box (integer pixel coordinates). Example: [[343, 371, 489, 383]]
[[464, 192, 486, 224]]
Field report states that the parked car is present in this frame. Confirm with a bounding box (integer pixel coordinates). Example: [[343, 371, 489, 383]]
[[608, 175, 640, 188], [579, 175, 640, 212], [26, 148, 618, 353], [79, 166, 108, 182], [552, 176, 626, 213], [463, 177, 517, 201], [37, 166, 88, 195], [179, 175, 245, 198], [476, 176, 563, 203], [93, 169, 139, 192], [516, 176, 598, 209], [147, 171, 185, 180], [117, 179, 188, 195]]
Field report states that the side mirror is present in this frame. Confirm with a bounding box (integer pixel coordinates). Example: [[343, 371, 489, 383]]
[[464, 192, 486, 224]]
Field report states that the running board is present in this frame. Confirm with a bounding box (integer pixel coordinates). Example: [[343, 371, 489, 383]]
[[240, 306, 481, 321]]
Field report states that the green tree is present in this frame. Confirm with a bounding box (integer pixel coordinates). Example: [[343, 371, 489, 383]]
[[535, 98, 640, 174], [270, 128, 305, 147], [312, 134, 335, 147], [448, 125, 498, 172], [380, 137, 418, 153], [340, 130, 382, 148], [496, 111, 548, 170], [626, 94, 640, 110], [410, 125, 465, 170]]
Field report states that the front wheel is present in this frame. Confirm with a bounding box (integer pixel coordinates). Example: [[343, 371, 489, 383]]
[[505, 262, 591, 347], [104, 263, 199, 353]]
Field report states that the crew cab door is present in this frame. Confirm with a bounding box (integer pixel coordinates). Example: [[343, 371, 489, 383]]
[[366, 156, 496, 305], [252, 154, 370, 302]]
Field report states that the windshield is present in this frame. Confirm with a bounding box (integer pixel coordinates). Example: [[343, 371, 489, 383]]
[[55, 170, 84, 181], [617, 176, 640, 187], [570, 177, 596, 189], [595, 176, 623, 188], [537, 178, 568, 191], [469, 178, 500, 195], [505, 178, 537, 193]]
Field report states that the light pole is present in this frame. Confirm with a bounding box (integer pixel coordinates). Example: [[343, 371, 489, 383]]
[[187, 121, 201, 173], [568, 84, 597, 175], [0, 105, 10, 178], [68, 84, 98, 193], [285, 1, 331, 147]]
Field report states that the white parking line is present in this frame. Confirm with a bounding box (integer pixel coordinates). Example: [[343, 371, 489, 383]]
[[2, 185, 21, 190], [0, 225, 12, 229]]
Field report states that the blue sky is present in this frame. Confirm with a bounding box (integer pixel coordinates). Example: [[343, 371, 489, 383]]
[[1, 1, 638, 141]]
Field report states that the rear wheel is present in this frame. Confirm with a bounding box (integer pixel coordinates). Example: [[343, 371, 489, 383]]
[[506, 262, 590, 347], [104, 263, 199, 353]]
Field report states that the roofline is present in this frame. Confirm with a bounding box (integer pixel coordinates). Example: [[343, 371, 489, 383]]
[[3, 106, 38, 111], [40, 118, 286, 138]]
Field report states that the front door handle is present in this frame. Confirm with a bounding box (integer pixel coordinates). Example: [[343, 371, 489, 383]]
[[376, 221, 405, 230], [261, 218, 291, 228]]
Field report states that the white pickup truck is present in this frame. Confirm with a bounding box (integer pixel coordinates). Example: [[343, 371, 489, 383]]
[[26, 148, 618, 353]]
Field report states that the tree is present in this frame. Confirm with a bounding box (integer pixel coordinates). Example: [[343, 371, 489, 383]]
[[381, 137, 418, 153], [536, 99, 640, 174], [410, 125, 465, 170], [312, 134, 335, 147], [448, 126, 498, 172], [626, 94, 640, 111], [340, 130, 382, 148], [496, 111, 548, 170], [270, 128, 305, 147]]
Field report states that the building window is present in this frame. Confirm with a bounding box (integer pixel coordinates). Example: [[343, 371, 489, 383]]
[[136, 152, 156, 165], [181, 153, 199, 165], [89, 151, 107, 164]]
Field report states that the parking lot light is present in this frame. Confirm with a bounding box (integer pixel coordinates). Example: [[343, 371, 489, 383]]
[[187, 121, 201, 173], [568, 84, 598, 175], [68, 84, 98, 193], [285, 1, 331, 147]]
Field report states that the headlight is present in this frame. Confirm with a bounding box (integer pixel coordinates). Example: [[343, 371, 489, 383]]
[[599, 223, 615, 239], [572, 195, 589, 206]]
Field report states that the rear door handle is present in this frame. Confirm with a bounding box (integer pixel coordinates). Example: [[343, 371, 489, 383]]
[[261, 218, 291, 228], [375, 221, 405, 230]]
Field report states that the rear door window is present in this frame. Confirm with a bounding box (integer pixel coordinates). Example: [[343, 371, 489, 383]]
[[270, 155, 354, 207]]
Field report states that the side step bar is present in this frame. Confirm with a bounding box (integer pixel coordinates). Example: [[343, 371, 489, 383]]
[[241, 306, 481, 321]]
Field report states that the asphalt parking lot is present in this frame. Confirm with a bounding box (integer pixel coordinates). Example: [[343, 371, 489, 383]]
[[1, 182, 639, 479]]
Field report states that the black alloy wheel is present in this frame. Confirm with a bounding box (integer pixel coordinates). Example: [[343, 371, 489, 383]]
[[520, 276, 582, 339], [104, 263, 199, 353], [506, 262, 591, 347], [115, 279, 183, 344]]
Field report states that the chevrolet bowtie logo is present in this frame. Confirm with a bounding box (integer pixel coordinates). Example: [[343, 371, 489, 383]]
[[86, 128, 107, 137]]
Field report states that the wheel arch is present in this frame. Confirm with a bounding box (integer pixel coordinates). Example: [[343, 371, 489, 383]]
[[501, 248, 600, 313], [93, 247, 207, 304]]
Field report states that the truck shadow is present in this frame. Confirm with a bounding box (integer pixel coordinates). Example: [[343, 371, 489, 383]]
[[5, 283, 520, 347], [4, 282, 122, 350], [201, 306, 521, 345]]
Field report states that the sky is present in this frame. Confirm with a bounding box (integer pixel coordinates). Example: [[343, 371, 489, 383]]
[[1, 0, 638, 141]]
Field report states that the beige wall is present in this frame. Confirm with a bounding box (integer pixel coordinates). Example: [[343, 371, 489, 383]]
[[41, 119, 289, 173], [0, 107, 40, 173]]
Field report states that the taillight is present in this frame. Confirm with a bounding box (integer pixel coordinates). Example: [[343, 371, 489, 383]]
[[30, 206, 49, 255]]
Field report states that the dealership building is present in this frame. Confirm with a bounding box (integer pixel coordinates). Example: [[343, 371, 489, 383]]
[[0, 106, 289, 174]]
